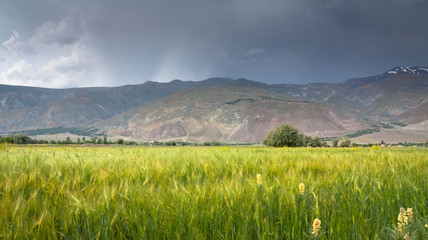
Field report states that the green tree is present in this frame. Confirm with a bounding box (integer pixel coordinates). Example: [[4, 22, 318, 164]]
[[299, 134, 311, 147], [117, 139, 124, 144], [103, 136, 107, 144], [332, 139, 339, 147], [77, 138, 81, 144], [321, 141, 329, 147], [310, 136, 322, 147], [65, 136, 72, 144], [3, 136, 13, 143], [263, 124, 303, 147], [11, 134, 32, 144], [340, 139, 351, 147]]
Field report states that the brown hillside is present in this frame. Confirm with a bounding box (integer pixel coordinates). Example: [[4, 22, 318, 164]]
[[95, 83, 368, 142]]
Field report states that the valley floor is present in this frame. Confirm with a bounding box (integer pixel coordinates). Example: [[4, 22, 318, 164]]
[[351, 128, 428, 144]]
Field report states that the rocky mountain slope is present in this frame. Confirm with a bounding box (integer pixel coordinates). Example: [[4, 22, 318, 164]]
[[0, 78, 231, 133], [1, 66, 427, 142], [270, 67, 428, 122], [95, 81, 367, 142]]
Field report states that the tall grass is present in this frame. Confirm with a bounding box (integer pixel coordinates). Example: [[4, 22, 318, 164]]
[[0, 146, 427, 239]]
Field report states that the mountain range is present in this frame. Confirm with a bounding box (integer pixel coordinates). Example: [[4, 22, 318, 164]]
[[1, 66, 427, 143]]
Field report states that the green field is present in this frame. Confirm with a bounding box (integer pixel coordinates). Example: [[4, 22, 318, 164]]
[[0, 145, 427, 239]]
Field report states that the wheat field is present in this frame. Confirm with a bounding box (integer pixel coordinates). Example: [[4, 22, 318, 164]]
[[0, 145, 427, 239]]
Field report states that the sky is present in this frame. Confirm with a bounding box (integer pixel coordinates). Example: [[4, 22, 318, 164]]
[[0, 0, 427, 88]]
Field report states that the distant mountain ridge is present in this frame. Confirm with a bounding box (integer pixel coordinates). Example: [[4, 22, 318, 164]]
[[0, 78, 232, 133], [269, 67, 428, 121], [1, 67, 427, 142], [94, 82, 367, 142], [385, 66, 428, 75]]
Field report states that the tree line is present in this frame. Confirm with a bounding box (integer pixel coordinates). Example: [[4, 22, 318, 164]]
[[0, 135, 120, 145], [0, 129, 352, 147]]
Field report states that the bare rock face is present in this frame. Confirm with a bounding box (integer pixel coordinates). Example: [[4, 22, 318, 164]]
[[141, 122, 187, 139], [96, 83, 369, 142], [395, 102, 428, 124]]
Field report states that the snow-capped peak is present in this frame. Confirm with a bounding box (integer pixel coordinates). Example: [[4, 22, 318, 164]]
[[386, 66, 428, 75]]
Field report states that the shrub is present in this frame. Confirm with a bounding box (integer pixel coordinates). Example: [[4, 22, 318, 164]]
[[310, 136, 322, 147], [263, 124, 304, 147], [332, 139, 339, 147], [340, 139, 351, 147], [11, 134, 32, 144]]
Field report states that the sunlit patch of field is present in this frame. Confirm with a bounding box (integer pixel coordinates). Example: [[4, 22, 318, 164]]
[[0, 145, 427, 239]]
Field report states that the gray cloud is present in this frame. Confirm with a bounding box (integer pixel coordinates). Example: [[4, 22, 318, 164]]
[[1, 45, 100, 88], [31, 13, 84, 47], [0, 12, 103, 88], [245, 49, 266, 57], [3, 31, 35, 56], [1, 0, 428, 87]]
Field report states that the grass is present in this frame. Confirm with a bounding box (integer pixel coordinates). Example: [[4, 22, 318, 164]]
[[0, 145, 427, 239]]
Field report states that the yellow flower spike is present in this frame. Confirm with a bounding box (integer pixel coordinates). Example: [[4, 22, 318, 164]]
[[312, 218, 321, 236], [298, 183, 305, 195], [406, 208, 413, 223], [397, 207, 408, 233], [256, 174, 262, 185]]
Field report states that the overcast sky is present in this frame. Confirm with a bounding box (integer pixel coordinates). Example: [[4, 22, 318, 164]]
[[1, 0, 427, 88]]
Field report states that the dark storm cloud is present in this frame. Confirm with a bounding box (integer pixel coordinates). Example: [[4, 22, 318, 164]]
[[1, 0, 427, 87], [31, 13, 84, 47]]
